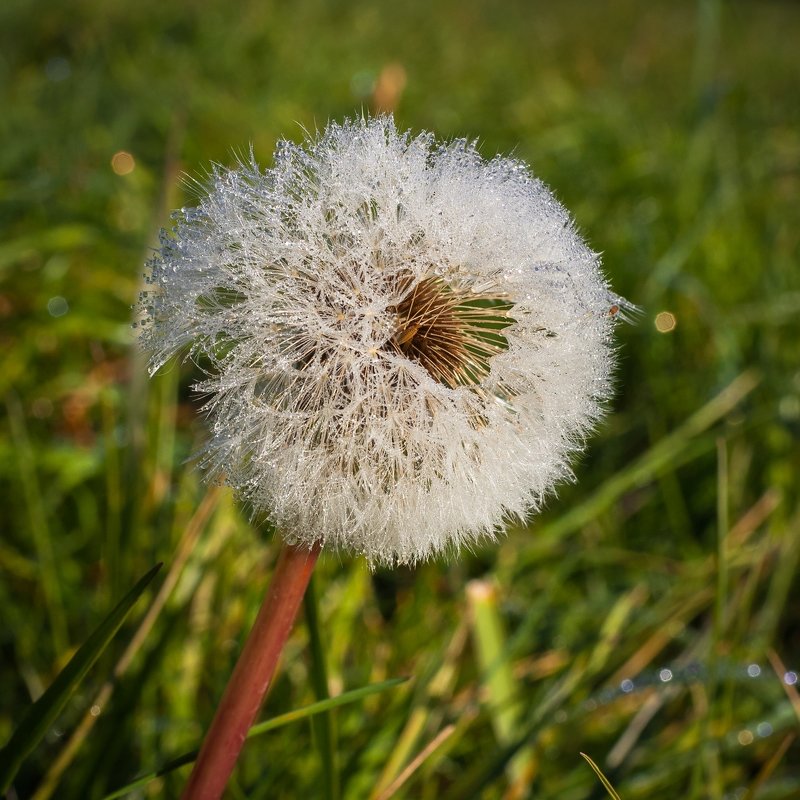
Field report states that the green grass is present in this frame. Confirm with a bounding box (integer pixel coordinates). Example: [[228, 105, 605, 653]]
[[2, 0, 800, 797]]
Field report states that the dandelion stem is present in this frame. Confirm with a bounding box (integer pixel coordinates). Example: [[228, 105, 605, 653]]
[[182, 541, 321, 800]]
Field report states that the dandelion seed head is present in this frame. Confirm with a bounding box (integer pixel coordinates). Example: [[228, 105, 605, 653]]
[[139, 116, 626, 566]]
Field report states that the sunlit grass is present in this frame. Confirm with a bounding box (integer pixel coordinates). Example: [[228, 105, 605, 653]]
[[2, 0, 800, 797]]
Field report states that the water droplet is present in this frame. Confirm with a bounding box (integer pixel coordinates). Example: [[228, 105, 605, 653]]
[[737, 729, 754, 746], [756, 721, 773, 738], [47, 296, 69, 317]]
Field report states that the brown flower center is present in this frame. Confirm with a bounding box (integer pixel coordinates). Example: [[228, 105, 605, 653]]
[[386, 276, 514, 388]]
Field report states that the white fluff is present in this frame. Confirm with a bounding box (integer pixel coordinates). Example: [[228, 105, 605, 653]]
[[139, 116, 625, 566]]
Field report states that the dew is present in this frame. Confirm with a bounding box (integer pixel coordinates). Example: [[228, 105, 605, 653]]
[[47, 296, 69, 317], [737, 729, 754, 746], [756, 721, 773, 738], [579, 659, 800, 723]]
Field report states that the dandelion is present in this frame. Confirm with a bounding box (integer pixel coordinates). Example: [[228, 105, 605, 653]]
[[141, 115, 624, 567], [138, 115, 627, 798]]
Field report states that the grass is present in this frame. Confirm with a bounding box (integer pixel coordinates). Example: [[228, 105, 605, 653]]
[[1, 0, 800, 797]]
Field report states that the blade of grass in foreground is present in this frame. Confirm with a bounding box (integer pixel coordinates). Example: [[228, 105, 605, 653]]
[[581, 752, 622, 800], [102, 677, 408, 800], [303, 574, 338, 800], [0, 563, 163, 793], [466, 579, 531, 786], [32, 488, 221, 800], [6, 393, 68, 657], [370, 623, 466, 799], [443, 656, 589, 800]]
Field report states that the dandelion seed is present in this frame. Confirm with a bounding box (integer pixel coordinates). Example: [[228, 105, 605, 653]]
[[139, 115, 627, 566]]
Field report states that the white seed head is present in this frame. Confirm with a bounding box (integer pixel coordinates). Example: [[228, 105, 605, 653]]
[[139, 116, 627, 566]]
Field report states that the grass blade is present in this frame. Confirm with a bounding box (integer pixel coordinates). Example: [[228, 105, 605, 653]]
[[303, 574, 338, 800], [466, 580, 521, 745], [741, 734, 796, 800], [374, 724, 456, 800], [6, 393, 67, 656], [580, 752, 622, 800], [467, 579, 534, 790], [530, 370, 759, 545], [0, 563, 162, 793], [31, 488, 220, 800], [370, 624, 467, 798], [101, 677, 408, 799]]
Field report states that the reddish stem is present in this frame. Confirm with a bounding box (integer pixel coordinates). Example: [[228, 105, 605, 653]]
[[182, 541, 321, 800]]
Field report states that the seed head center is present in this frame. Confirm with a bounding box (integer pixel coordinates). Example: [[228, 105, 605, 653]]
[[386, 276, 514, 388]]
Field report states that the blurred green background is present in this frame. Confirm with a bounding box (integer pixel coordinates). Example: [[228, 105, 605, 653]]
[[2, 0, 800, 797]]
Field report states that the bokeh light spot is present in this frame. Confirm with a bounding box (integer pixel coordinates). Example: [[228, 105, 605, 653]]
[[111, 151, 136, 175], [756, 721, 773, 738], [737, 729, 754, 746], [655, 311, 676, 333], [372, 62, 407, 113], [47, 296, 69, 317]]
